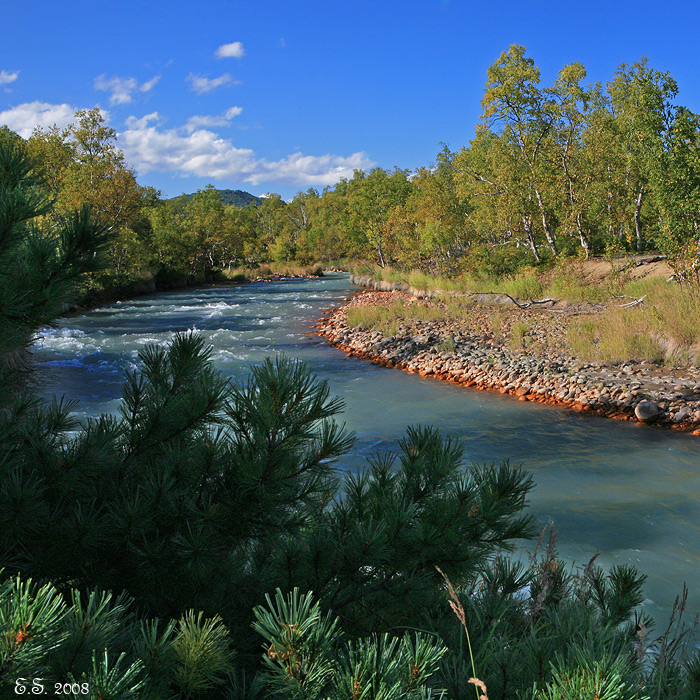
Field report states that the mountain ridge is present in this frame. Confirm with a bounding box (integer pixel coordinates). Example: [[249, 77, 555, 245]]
[[169, 188, 262, 207]]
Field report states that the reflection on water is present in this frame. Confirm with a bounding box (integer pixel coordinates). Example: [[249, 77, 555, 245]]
[[32, 273, 700, 623]]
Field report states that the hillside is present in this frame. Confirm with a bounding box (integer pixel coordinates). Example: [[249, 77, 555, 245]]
[[170, 188, 262, 208]]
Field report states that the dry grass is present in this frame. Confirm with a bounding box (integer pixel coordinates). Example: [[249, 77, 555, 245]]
[[568, 313, 666, 364], [353, 259, 670, 301], [345, 301, 447, 337], [569, 280, 700, 364], [509, 320, 531, 351], [346, 303, 402, 336], [436, 566, 489, 700]]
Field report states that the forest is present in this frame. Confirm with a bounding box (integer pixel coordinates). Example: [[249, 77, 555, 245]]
[[3, 46, 700, 699]]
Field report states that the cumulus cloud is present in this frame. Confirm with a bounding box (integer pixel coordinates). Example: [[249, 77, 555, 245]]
[[184, 107, 243, 133], [94, 74, 161, 105], [0, 70, 19, 86], [0, 101, 77, 138], [215, 41, 245, 59], [124, 112, 162, 130], [120, 113, 374, 186], [186, 73, 238, 94], [251, 151, 373, 186]]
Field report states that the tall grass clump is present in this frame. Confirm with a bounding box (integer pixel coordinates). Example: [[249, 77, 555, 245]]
[[497, 268, 544, 300], [510, 320, 531, 351], [346, 302, 404, 336], [267, 261, 325, 277], [221, 262, 324, 282], [221, 267, 256, 283], [352, 264, 490, 294], [443, 295, 477, 320], [643, 283, 700, 350], [568, 311, 666, 363], [407, 270, 463, 293], [544, 275, 609, 303], [346, 301, 453, 336]]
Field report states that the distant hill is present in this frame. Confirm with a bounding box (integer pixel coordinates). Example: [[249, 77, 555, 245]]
[[170, 188, 262, 208]]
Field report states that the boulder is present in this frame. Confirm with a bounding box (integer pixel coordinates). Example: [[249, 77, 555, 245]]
[[635, 400, 659, 423]]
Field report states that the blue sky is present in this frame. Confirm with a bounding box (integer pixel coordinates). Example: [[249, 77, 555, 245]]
[[2, 0, 700, 200]]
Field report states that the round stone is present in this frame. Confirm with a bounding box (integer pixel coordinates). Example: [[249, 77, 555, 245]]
[[673, 409, 691, 423], [635, 400, 660, 424]]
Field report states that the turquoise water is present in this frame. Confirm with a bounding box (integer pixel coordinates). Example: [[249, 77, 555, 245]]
[[32, 273, 700, 625]]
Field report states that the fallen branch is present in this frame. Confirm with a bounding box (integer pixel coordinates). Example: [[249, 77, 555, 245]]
[[470, 291, 560, 309], [617, 295, 646, 308], [608, 294, 648, 307]]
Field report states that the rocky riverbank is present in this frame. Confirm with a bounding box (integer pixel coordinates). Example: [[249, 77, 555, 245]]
[[317, 289, 700, 434]]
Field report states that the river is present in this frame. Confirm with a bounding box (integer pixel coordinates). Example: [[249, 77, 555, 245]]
[[31, 273, 700, 626]]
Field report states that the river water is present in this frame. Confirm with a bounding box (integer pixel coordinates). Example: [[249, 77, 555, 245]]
[[32, 273, 700, 626]]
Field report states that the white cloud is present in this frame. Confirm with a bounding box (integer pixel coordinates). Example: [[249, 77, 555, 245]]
[[223, 106, 243, 119], [94, 74, 160, 105], [0, 70, 19, 85], [184, 107, 243, 133], [0, 101, 77, 138], [125, 112, 162, 130], [140, 76, 161, 92], [121, 113, 374, 186], [215, 42, 245, 59], [186, 73, 238, 94], [251, 152, 374, 186]]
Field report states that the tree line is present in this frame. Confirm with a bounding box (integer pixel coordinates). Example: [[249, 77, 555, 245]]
[[3, 45, 700, 294]]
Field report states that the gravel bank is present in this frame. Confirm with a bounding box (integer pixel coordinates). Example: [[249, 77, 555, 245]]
[[317, 289, 700, 435]]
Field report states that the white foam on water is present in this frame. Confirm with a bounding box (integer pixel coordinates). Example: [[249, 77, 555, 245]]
[[35, 327, 101, 355], [39, 327, 87, 339], [133, 336, 171, 345], [201, 302, 236, 319], [212, 349, 249, 363], [209, 330, 240, 342]]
